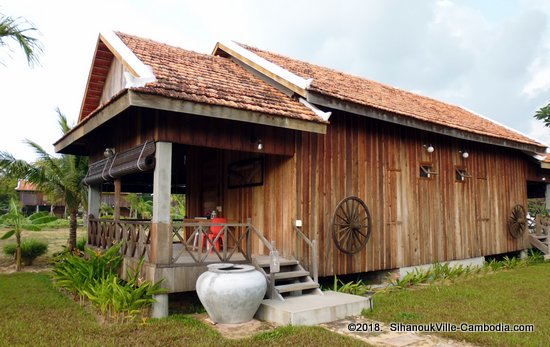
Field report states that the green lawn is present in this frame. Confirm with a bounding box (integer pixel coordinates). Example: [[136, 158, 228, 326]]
[[0, 273, 365, 347], [365, 262, 550, 347]]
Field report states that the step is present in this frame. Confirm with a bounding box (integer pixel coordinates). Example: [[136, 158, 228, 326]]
[[273, 270, 310, 280], [530, 234, 549, 240], [275, 281, 319, 294], [256, 259, 299, 268], [255, 291, 373, 326]]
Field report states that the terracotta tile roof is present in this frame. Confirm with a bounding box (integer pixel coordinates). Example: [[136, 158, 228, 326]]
[[239, 44, 544, 149], [115, 33, 325, 124], [15, 180, 38, 192]]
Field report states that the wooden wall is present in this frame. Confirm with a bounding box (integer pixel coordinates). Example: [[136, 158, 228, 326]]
[[296, 111, 530, 276], [85, 106, 533, 277]]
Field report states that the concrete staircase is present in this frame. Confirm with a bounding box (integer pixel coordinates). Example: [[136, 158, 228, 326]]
[[252, 256, 323, 301], [252, 255, 372, 326]]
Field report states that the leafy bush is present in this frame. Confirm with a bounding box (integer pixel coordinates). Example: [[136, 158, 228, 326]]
[[76, 236, 87, 251], [3, 239, 48, 265], [330, 276, 372, 296], [28, 211, 50, 220], [52, 244, 164, 322], [31, 215, 58, 225]]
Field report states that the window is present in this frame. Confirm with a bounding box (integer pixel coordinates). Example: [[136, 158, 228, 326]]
[[419, 164, 438, 179], [455, 167, 472, 182]]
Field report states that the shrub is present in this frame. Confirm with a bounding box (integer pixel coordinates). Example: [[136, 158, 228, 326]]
[[76, 237, 87, 251], [31, 215, 58, 225], [3, 239, 48, 265], [52, 243, 165, 322], [330, 276, 372, 296], [28, 211, 50, 221]]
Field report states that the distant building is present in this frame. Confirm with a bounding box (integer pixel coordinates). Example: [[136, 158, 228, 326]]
[[15, 179, 130, 217], [15, 180, 64, 216]]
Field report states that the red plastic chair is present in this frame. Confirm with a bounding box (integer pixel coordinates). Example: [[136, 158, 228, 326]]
[[209, 217, 227, 251]]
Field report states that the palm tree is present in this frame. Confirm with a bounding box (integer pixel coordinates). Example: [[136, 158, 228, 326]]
[[0, 110, 88, 250], [0, 199, 27, 271], [0, 13, 42, 66]]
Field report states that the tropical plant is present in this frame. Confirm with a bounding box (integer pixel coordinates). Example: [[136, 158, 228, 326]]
[[535, 102, 550, 128], [0, 172, 17, 213], [0, 13, 42, 66], [52, 244, 164, 321], [0, 109, 88, 250], [331, 275, 372, 296], [0, 199, 28, 270], [125, 193, 152, 219], [3, 238, 47, 265], [171, 194, 186, 219]]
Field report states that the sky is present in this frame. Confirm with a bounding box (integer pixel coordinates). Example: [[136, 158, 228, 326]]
[[2, 0, 550, 162]]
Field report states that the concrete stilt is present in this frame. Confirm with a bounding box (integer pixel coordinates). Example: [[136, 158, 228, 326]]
[[152, 294, 169, 318], [150, 142, 172, 319]]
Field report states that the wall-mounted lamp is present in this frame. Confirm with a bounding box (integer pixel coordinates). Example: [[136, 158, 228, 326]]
[[459, 150, 469, 159], [103, 147, 116, 158], [423, 144, 435, 153], [542, 177, 547, 181], [251, 136, 263, 151]]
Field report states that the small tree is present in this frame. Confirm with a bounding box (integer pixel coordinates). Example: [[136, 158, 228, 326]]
[[0, 199, 27, 271]]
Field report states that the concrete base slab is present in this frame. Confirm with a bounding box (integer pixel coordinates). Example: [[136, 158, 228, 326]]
[[255, 291, 372, 326], [544, 254, 550, 261]]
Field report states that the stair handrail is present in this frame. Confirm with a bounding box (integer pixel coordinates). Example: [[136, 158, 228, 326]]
[[293, 223, 318, 284]]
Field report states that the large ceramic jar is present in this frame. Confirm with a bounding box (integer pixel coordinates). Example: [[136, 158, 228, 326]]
[[196, 263, 267, 324]]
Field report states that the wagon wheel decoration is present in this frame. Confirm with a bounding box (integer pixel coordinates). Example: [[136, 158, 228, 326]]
[[332, 196, 372, 254], [508, 204, 527, 239]]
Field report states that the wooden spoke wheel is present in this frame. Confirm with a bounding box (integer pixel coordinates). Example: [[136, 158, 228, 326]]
[[508, 204, 527, 239], [332, 196, 372, 254]]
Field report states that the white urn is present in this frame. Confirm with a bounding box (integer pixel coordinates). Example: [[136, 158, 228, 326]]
[[196, 263, 267, 324]]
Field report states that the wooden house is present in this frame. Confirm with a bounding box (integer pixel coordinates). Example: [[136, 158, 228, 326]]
[[54, 32, 547, 317], [15, 180, 64, 216]]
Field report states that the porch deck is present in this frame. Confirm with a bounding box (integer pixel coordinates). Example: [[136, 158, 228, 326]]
[[87, 218, 317, 293]]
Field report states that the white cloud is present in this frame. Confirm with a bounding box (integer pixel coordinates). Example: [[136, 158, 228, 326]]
[[527, 119, 550, 148], [3, 0, 550, 161]]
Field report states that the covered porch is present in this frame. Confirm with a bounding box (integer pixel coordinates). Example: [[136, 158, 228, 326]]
[[83, 136, 320, 317]]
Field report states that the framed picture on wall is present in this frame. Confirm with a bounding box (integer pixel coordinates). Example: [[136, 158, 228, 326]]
[[228, 157, 264, 188]]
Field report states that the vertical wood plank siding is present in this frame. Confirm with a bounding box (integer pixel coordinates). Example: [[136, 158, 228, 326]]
[[88, 107, 532, 277], [296, 111, 529, 276]]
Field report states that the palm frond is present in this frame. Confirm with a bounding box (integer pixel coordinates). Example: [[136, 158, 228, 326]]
[[56, 107, 72, 135], [0, 14, 42, 66]]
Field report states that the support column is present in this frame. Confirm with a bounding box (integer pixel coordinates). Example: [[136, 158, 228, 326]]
[[546, 184, 550, 214], [151, 142, 172, 318], [87, 185, 101, 246], [88, 185, 101, 220], [114, 178, 121, 221]]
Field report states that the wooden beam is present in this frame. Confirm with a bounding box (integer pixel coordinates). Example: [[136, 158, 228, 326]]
[[213, 42, 309, 97], [54, 92, 131, 153], [306, 91, 547, 154], [128, 91, 327, 134], [99, 33, 140, 77]]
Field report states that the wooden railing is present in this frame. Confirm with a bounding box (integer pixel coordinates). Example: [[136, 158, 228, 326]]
[[88, 218, 151, 259], [293, 225, 319, 283], [529, 215, 550, 255], [88, 218, 276, 265], [172, 220, 254, 264]]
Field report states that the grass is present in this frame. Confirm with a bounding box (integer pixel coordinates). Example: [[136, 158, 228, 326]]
[[0, 273, 365, 346], [0, 227, 82, 267], [365, 262, 550, 347]]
